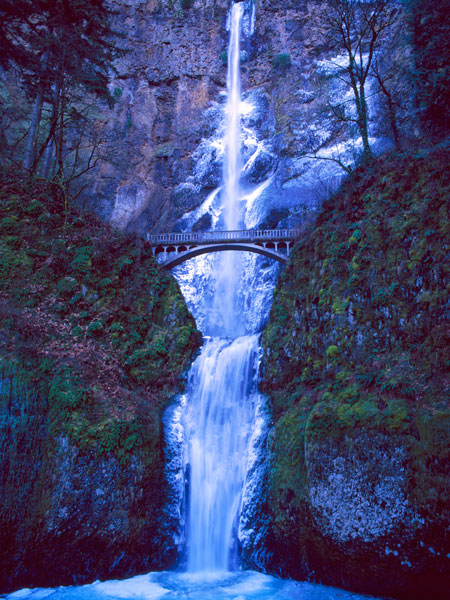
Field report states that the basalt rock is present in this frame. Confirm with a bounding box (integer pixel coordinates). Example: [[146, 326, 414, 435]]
[[74, 0, 417, 234], [247, 147, 450, 600]]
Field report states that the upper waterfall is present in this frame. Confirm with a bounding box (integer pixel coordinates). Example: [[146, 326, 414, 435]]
[[210, 1, 245, 339], [223, 1, 243, 232]]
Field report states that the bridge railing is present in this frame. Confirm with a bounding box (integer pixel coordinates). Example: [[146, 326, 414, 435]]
[[147, 228, 300, 246]]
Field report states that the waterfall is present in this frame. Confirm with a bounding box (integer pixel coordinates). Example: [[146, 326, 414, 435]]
[[176, 1, 264, 572], [223, 1, 243, 232], [210, 1, 244, 339], [184, 335, 260, 571]]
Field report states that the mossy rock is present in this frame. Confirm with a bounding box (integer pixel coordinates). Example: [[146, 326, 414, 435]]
[[260, 146, 450, 598], [0, 170, 202, 591]]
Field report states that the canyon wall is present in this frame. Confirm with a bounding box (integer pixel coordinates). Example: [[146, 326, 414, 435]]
[[247, 146, 450, 600], [81, 0, 415, 234]]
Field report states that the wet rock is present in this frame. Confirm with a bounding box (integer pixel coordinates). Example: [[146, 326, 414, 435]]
[[245, 149, 276, 183], [193, 212, 212, 232], [258, 207, 290, 230], [172, 182, 203, 217]]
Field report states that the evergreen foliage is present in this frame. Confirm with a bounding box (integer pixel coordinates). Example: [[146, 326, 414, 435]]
[[0, 169, 201, 455], [0, 0, 121, 100], [0, 0, 125, 177], [261, 145, 450, 594]]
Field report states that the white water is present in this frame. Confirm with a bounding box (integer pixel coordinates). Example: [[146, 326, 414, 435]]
[[210, 1, 244, 339], [185, 335, 260, 571], [4, 571, 382, 600], [223, 2, 242, 232], [181, 2, 261, 571]]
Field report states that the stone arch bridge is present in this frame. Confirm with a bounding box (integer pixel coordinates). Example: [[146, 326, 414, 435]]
[[147, 229, 300, 269]]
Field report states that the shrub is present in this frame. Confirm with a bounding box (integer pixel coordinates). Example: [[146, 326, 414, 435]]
[[326, 345, 339, 359], [57, 277, 78, 297], [87, 320, 104, 337], [273, 53, 291, 69], [71, 246, 92, 274]]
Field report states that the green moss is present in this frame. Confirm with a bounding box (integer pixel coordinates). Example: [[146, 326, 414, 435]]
[[263, 146, 450, 558], [220, 50, 228, 65], [180, 0, 193, 10], [269, 400, 310, 535], [263, 146, 449, 402], [153, 143, 175, 159], [0, 169, 201, 466], [95, 418, 147, 464], [411, 410, 450, 518], [48, 368, 89, 421]]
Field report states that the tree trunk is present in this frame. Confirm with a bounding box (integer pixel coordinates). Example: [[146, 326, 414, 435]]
[[23, 51, 49, 173], [374, 69, 401, 150], [42, 138, 54, 179], [23, 89, 44, 172], [358, 82, 372, 158], [348, 58, 372, 159], [387, 95, 401, 151], [40, 81, 61, 178], [56, 92, 65, 178]]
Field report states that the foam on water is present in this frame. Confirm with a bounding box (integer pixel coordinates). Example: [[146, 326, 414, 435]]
[[4, 572, 383, 600]]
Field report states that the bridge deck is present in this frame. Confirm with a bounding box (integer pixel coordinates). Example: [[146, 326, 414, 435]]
[[148, 228, 300, 247]]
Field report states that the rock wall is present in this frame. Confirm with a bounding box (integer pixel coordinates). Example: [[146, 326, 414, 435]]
[[247, 146, 450, 600], [0, 428, 174, 589], [82, 0, 230, 231], [81, 0, 416, 234], [0, 173, 202, 592]]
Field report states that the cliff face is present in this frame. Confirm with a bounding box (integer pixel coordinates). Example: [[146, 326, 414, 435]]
[[0, 172, 201, 591], [80, 0, 415, 234], [251, 146, 450, 599], [83, 0, 228, 232]]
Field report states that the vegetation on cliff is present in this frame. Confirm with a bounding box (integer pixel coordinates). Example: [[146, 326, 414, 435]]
[[0, 0, 124, 178], [260, 144, 450, 599], [0, 171, 201, 590]]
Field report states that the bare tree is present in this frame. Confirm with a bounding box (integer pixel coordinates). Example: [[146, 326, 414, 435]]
[[369, 6, 417, 151], [371, 54, 401, 149], [322, 0, 398, 160]]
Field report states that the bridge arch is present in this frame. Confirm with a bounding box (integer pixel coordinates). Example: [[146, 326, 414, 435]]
[[148, 228, 300, 269], [162, 243, 288, 269]]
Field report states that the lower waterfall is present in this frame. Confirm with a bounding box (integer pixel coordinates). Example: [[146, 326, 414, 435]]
[[184, 335, 260, 572]]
